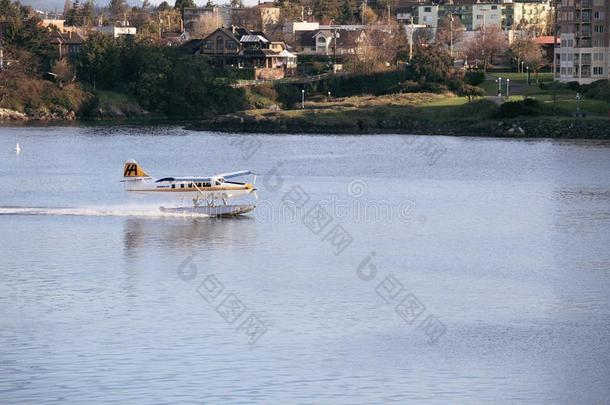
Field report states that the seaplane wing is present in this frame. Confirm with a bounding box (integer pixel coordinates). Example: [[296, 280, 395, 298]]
[[217, 170, 253, 180], [122, 160, 257, 215]]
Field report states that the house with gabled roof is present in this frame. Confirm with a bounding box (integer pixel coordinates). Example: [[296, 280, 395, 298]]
[[199, 27, 296, 79]]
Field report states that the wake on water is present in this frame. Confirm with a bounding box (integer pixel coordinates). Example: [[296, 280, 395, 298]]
[[0, 204, 214, 218]]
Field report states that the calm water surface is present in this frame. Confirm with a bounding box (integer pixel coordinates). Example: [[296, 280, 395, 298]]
[[1, 126, 609, 404]]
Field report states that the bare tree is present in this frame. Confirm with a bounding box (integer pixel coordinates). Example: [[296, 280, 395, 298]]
[[435, 15, 465, 52], [509, 33, 533, 72], [192, 14, 219, 37], [522, 43, 545, 81], [51, 59, 74, 88], [463, 26, 507, 72]]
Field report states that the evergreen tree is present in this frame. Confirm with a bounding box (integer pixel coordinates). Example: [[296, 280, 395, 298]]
[[108, 0, 128, 22], [340, 0, 354, 23]]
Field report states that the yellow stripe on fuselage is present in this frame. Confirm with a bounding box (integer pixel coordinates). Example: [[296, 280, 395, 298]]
[[134, 186, 249, 192]]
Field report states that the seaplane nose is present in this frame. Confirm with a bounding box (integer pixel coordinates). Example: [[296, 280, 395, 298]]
[[245, 183, 254, 190]]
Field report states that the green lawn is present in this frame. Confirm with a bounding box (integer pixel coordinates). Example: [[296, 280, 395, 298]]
[[481, 71, 610, 116]]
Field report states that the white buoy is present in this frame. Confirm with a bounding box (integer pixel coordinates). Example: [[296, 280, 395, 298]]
[[15, 143, 21, 154]]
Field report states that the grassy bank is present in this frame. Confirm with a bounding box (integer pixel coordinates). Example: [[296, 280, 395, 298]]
[[189, 92, 610, 138]]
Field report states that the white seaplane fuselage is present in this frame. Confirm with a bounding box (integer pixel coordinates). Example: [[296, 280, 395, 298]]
[[125, 177, 255, 201]]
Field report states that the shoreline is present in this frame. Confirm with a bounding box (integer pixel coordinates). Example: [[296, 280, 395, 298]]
[[2, 116, 610, 140], [186, 116, 610, 139]]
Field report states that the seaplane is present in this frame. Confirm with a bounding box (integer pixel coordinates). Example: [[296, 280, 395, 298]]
[[122, 160, 256, 216]]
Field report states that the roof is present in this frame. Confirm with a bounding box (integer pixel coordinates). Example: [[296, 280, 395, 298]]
[[278, 49, 297, 58], [293, 28, 365, 48], [533, 36, 559, 45], [240, 34, 269, 43], [48, 31, 84, 45]]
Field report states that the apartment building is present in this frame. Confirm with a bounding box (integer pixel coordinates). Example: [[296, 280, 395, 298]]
[[503, 0, 553, 34], [555, 0, 610, 83]]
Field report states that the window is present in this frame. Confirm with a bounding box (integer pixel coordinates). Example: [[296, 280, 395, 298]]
[[171, 184, 175, 189], [491, 5, 497, 9], [188, 183, 193, 187], [476, 14, 483, 19], [317, 36, 326, 43], [593, 67, 604, 75], [226, 42, 237, 50], [180, 184, 185, 188], [594, 25, 604, 33], [216, 37, 224, 50], [424, 7, 431, 12]]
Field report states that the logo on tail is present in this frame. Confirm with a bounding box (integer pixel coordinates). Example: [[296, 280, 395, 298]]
[[123, 160, 150, 178]]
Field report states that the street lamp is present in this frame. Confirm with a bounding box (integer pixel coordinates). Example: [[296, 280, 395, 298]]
[[506, 78, 510, 98], [301, 89, 305, 109], [496, 77, 502, 96], [327, 91, 331, 102], [526, 66, 530, 85]]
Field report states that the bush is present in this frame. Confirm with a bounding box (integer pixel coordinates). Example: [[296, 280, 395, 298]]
[[464, 71, 485, 86], [274, 83, 302, 109], [582, 80, 610, 102], [458, 84, 485, 101], [566, 81, 581, 91], [494, 98, 543, 118]]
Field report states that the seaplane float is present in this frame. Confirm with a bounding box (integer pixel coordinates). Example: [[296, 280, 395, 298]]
[[122, 160, 256, 216]]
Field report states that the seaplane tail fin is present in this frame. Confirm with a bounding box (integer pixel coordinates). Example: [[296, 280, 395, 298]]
[[123, 160, 150, 178]]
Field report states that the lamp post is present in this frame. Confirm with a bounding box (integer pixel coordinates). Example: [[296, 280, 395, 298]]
[[327, 91, 331, 102], [497, 77, 502, 96], [301, 89, 305, 109], [526, 66, 530, 85], [506, 78, 510, 98], [575, 92, 581, 116]]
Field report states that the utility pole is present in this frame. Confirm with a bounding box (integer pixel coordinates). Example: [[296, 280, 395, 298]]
[[333, 27, 337, 72], [450, 14, 453, 58], [409, 17, 414, 61]]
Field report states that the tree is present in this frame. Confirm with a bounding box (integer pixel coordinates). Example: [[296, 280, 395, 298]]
[[157, 1, 170, 12], [522, 43, 545, 81], [462, 26, 507, 72], [458, 84, 484, 102], [63, 0, 73, 16], [340, 0, 354, 23], [192, 14, 219, 37], [360, 4, 377, 24], [108, 0, 128, 22], [230, 0, 243, 7], [509, 35, 531, 72], [77, 32, 121, 89], [51, 59, 74, 87], [406, 44, 453, 83], [435, 15, 465, 52], [314, 0, 342, 23], [174, 0, 195, 19]]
